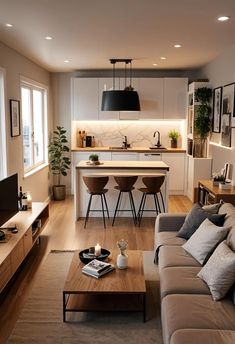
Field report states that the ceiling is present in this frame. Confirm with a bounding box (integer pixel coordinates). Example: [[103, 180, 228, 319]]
[[0, 0, 235, 72]]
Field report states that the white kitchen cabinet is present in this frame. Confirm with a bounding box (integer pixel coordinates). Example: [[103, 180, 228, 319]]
[[99, 78, 119, 120], [111, 152, 138, 161], [163, 78, 188, 119], [139, 152, 162, 161], [187, 155, 212, 202], [139, 78, 164, 119], [162, 153, 185, 193], [71, 78, 99, 120]]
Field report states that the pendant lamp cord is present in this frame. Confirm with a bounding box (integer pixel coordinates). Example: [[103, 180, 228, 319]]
[[130, 61, 132, 89], [113, 62, 115, 90], [125, 62, 127, 88]]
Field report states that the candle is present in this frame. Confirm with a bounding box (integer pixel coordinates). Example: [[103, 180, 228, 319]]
[[95, 243, 101, 256], [27, 193, 32, 209]]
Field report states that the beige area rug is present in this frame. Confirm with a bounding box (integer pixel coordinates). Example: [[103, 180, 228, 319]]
[[8, 251, 163, 344]]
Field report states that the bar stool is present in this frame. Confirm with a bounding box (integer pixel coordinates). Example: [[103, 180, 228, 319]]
[[112, 175, 138, 226], [137, 175, 165, 226], [83, 176, 109, 228]]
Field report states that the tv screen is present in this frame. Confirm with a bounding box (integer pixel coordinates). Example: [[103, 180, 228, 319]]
[[0, 174, 19, 227]]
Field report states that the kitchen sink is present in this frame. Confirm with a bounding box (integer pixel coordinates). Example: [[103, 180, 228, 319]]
[[109, 146, 128, 150]]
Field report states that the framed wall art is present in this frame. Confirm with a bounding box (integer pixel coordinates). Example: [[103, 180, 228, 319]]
[[222, 83, 235, 128], [10, 99, 20, 137], [212, 86, 222, 133]]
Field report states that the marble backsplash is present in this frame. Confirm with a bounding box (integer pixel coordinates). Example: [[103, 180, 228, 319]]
[[71, 120, 186, 149]]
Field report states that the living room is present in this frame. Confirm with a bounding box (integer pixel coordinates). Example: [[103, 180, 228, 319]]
[[0, 1, 235, 343]]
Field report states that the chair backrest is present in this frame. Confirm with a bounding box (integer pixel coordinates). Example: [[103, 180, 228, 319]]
[[114, 175, 138, 191], [142, 175, 165, 193], [83, 176, 109, 193]]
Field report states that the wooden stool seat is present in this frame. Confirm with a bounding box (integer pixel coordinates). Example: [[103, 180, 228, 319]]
[[83, 176, 109, 228], [112, 176, 138, 226]]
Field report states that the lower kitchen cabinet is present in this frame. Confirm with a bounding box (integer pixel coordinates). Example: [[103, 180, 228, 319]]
[[111, 152, 138, 161], [139, 152, 162, 161], [162, 153, 185, 193]]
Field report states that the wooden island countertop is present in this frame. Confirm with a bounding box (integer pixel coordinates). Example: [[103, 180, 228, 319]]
[[76, 160, 169, 171]]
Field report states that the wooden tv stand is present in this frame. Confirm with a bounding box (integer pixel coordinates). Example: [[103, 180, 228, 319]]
[[0, 202, 49, 293]]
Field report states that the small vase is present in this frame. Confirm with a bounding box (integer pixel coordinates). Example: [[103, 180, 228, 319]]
[[117, 253, 128, 269]]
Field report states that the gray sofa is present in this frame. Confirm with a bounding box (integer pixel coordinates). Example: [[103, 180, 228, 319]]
[[154, 202, 235, 344]]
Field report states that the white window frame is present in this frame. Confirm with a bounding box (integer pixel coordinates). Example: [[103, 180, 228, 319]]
[[0, 67, 7, 180], [20, 76, 48, 176]]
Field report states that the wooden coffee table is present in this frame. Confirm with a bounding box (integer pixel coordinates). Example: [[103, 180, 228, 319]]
[[63, 250, 147, 322]]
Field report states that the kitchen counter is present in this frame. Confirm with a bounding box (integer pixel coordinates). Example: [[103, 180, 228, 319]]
[[74, 160, 169, 219], [72, 147, 186, 153]]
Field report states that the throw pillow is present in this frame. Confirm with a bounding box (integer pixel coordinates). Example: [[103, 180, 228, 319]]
[[197, 240, 235, 301], [182, 218, 228, 265], [202, 201, 222, 214], [177, 203, 226, 240]]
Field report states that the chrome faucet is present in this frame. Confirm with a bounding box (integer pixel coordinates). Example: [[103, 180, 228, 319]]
[[153, 131, 161, 147], [122, 135, 128, 148]]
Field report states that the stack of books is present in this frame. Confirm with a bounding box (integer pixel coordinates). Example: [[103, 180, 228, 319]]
[[82, 259, 115, 278]]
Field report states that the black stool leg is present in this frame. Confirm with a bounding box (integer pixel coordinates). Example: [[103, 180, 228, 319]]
[[153, 194, 159, 215], [129, 191, 137, 225], [103, 193, 109, 218], [84, 194, 92, 228], [137, 193, 145, 223], [160, 191, 165, 212], [100, 194, 106, 228], [112, 191, 122, 226], [139, 193, 147, 226]]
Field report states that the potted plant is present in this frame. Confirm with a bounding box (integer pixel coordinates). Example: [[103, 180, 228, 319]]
[[89, 153, 99, 164], [194, 87, 212, 158], [168, 130, 180, 148], [48, 126, 71, 200], [212, 172, 225, 186]]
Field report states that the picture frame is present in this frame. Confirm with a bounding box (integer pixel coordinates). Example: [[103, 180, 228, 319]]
[[222, 83, 235, 128], [10, 99, 20, 137], [212, 86, 222, 133], [221, 113, 231, 147]]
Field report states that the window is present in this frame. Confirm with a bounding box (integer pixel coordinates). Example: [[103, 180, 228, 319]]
[[0, 68, 7, 180], [21, 78, 48, 174]]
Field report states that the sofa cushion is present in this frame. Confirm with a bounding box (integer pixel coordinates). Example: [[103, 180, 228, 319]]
[[177, 203, 226, 240], [182, 218, 228, 265], [161, 294, 235, 344], [170, 329, 235, 344], [227, 226, 235, 252], [154, 232, 186, 263], [160, 266, 210, 299], [203, 201, 222, 214], [198, 240, 235, 301], [158, 246, 201, 271]]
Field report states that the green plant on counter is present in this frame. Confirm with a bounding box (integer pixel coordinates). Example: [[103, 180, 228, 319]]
[[48, 126, 71, 186], [168, 130, 180, 140], [89, 153, 99, 162]]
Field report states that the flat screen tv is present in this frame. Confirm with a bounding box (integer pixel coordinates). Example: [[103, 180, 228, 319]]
[[0, 173, 19, 227]]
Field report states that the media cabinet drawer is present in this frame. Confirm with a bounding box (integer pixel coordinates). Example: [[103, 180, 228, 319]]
[[0, 255, 11, 292], [11, 240, 24, 274]]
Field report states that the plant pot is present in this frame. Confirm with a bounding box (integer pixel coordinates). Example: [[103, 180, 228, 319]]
[[53, 185, 66, 201], [171, 139, 177, 148], [194, 138, 208, 158]]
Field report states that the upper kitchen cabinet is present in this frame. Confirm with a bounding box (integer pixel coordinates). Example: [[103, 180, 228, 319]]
[[163, 78, 188, 119], [139, 78, 164, 119], [71, 78, 99, 120], [99, 78, 119, 120]]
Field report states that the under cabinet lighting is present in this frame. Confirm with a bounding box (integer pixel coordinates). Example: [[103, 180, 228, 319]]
[[217, 16, 230, 22]]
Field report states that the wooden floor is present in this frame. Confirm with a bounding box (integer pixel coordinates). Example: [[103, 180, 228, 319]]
[[0, 195, 192, 343]]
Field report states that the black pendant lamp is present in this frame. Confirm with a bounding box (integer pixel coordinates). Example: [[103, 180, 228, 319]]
[[101, 59, 140, 111]]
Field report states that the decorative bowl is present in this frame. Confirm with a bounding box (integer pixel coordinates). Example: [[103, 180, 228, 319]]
[[79, 248, 110, 264]]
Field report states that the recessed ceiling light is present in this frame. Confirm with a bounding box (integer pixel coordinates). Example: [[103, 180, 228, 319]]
[[64, 60, 70, 63], [160, 57, 166, 60], [153, 63, 158, 66], [174, 44, 182, 48], [45, 36, 53, 40], [5, 23, 13, 27], [217, 16, 230, 21]]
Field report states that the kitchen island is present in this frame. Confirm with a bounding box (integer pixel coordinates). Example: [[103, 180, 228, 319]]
[[74, 160, 169, 220]]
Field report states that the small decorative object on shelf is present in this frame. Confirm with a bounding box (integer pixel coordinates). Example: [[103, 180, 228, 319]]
[[212, 172, 226, 186], [117, 239, 128, 269], [88, 154, 100, 165], [168, 130, 180, 148]]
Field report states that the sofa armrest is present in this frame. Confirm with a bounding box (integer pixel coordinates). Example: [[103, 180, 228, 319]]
[[155, 213, 187, 233]]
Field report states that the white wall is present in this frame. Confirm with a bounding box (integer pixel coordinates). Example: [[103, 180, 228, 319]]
[[199, 43, 235, 179], [0, 41, 53, 202]]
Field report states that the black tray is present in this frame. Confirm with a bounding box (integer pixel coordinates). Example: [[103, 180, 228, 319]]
[[79, 248, 110, 264]]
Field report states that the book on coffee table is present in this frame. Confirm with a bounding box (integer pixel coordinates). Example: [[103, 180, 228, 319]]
[[82, 259, 115, 278]]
